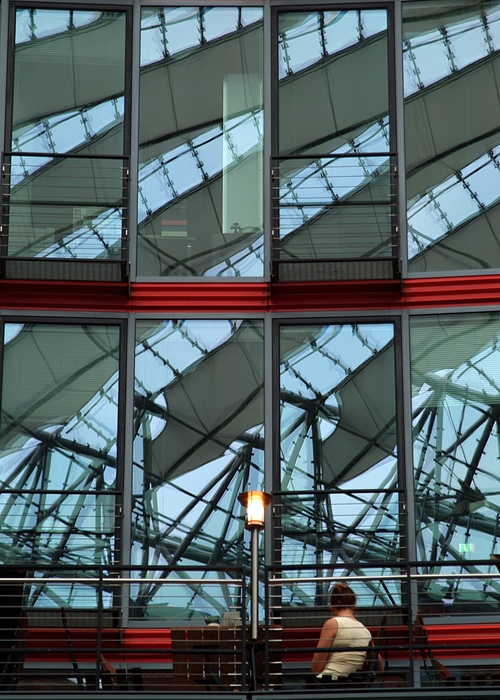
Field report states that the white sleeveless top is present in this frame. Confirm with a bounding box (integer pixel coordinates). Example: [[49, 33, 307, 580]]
[[317, 616, 372, 679]]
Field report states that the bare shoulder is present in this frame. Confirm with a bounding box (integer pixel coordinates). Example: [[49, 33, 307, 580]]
[[322, 617, 339, 633]]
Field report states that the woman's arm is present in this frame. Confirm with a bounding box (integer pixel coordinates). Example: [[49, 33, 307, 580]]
[[310, 618, 339, 674]]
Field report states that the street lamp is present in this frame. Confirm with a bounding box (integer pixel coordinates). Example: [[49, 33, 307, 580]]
[[238, 490, 272, 640]]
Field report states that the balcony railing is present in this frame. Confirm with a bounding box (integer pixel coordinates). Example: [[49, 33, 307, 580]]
[[272, 154, 399, 282], [267, 561, 500, 693], [0, 561, 498, 695], [0, 152, 129, 282]]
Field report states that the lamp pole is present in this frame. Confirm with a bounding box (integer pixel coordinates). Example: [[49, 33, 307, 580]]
[[250, 524, 260, 640], [237, 490, 272, 640]]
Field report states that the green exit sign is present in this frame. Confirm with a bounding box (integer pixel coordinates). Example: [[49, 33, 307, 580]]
[[459, 543, 474, 553]]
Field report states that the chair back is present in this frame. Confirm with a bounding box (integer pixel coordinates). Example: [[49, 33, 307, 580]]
[[171, 626, 245, 691]]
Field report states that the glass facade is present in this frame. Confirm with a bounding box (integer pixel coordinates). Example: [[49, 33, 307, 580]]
[[276, 9, 396, 270], [278, 10, 389, 156], [404, 1, 500, 273], [279, 322, 401, 608], [6, 9, 128, 262], [137, 7, 264, 277], [0, 322, 121, 607], [132, 319, 263, 618], [0, 2, 498, 687], [280, 323, 396, 493], [411, 312, 500, 609], [5, 1, 500, 279]]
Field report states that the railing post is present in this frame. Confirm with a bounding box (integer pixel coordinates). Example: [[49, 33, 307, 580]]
[[241, 570, 248, 692], [96, 568, 104, 690], [407, 560, 420, 688]]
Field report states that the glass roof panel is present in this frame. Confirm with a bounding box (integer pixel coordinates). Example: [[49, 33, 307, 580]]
[[404, 4, 500, 97], [203, 7, 240, 42], [138, 167, 175, 223], [465, 160, 500, 208], [22, 9, 69, 40], [165, 148, 203, 196], [361, 9, 388, 36], [408, 31, 451, 90], [138, 110, 261, 225], [140, 23, 164, 66], [205, 236, 264, 277], [447, 16, 488, 70], [15, 8, 103, 44], [15, 9, 33, 43], [161, 7, 200, 56], [223, 113, 263, 159], [487, 8, 500, 49], [408, 146, 500, 258], [278, 13, 321, 79], [48, 114, 87, 153], [323, 11, 358, 53], [433, 179, 480, 228], [279, 9, 387, 80], [85, 97, 124, 138], [192, 128, 223, 178], [73, 12, 101, 29], [12, 97, 124, 167], [140, 7, 262, 68], [241, 8, 263, 26]]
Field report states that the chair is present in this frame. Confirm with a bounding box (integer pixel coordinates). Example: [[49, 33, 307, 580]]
[[172, 625, 281, 691], [99, 654, 144, 691], [341, 615, 388, 688], [413, 611, 455, 686], [171, 626, 245, 691], [364, 613, 388, 685]]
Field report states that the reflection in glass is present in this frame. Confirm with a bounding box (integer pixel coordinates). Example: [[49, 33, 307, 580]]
[[276, 10, 394, 265], [133, 320, 264, 619], [404, 2, 500, 272], [8, 9, 127, 260], [279, 323, 400, 607], [278, 148, 395, 261], [0, 323, 121, 607], [6, 156, 125, 259], [411, 313, 500, 609], [138, 8, 263, 277], [278, 10, 389, 156], [15, 9, 102, 44]]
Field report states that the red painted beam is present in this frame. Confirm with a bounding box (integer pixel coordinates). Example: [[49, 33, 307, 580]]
[[21, 624, 500, 665], [404, 275, 500, 309], [280, 624, 500, 662], [0, 275, 500, 315]]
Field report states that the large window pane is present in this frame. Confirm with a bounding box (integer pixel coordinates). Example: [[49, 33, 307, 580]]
[[7, 9, 127, 261], [0, 323, 121, 608], [275, 10, 395, 269], [133, 319, 263, 620], [411, 313, 500, 611], [12, 9, 126, 153], [277, 155, 395, 263], [405, 2, 500, 272], [278, 10, 389, 156], [278, 323, 400, 610], [138, 8, 264, 278]]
